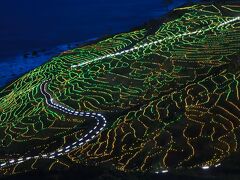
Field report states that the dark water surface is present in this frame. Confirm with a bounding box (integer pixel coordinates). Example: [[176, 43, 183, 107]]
[[0, 0, 202, 59], [0, 0, 200, 87]]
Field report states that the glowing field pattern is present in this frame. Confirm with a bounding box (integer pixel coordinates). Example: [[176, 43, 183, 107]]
[[0, 4, 240, 175]]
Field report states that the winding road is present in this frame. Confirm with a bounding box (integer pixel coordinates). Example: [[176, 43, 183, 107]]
[[0, 81, 107, 168]]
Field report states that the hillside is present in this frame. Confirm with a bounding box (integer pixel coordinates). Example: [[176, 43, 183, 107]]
[[0, 2, 240, 177]]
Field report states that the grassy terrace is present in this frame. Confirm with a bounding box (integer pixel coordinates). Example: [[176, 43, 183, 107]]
[[0, 3, 240, 176]]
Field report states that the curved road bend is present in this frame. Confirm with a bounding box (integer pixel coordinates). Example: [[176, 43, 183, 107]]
[[0, 80, 107, 168]]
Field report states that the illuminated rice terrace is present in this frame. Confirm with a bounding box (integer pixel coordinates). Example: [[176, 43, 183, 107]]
[[0, 3, 240, 176]]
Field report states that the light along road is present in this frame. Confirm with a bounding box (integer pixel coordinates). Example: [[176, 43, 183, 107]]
[[71, 16, 240, 69], [0, 80, 107, 168]]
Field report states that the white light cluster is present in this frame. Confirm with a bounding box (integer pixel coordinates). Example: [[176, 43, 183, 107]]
[[202, 166, 209, 170]]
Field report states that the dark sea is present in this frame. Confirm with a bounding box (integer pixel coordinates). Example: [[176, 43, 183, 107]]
[[0, 0, 200, 88]]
